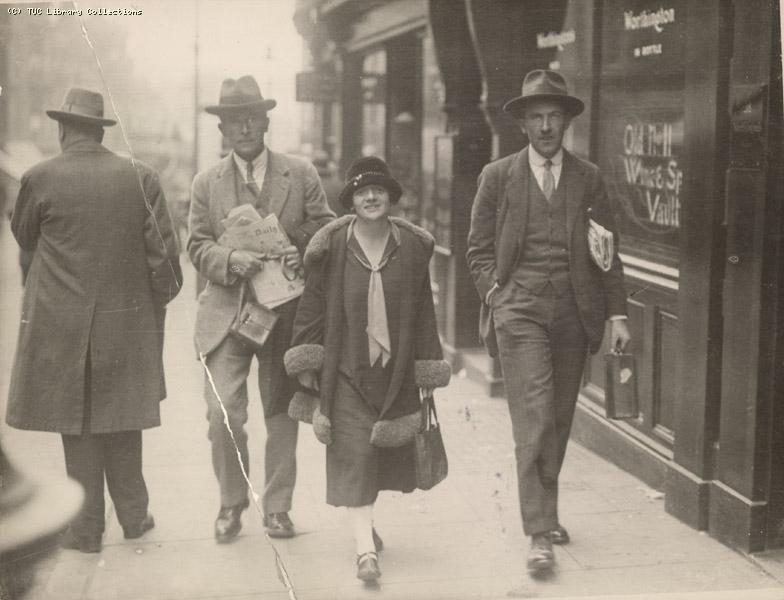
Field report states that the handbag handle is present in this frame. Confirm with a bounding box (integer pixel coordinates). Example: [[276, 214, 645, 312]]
[[420, 392, 439, 431]]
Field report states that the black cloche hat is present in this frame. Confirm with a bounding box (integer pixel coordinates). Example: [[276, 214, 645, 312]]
[[339, 156, 402, 209]]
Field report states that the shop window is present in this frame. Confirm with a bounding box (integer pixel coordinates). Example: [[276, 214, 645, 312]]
[[547, 0, 596, 159], [596, 0, 685, 271]]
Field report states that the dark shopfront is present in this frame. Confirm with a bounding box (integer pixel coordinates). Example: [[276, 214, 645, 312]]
[[295, 0, 784, 553]]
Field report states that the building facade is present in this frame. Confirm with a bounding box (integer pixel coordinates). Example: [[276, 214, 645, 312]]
[[294, 0, 784, 553]]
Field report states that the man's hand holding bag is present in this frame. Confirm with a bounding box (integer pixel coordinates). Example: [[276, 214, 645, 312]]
[[229, 281, 279, 351]]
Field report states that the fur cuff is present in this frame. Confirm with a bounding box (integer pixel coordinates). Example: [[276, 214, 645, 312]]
[[313, 406, 332, 445], [415, 360, 451, 389], [370, 411, 421, 448], [288, 391, 319, 424], [284, 344, 325, 376]]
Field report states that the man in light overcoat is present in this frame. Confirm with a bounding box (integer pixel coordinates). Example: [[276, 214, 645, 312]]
[[188, 75, 334, 542], [7, 87, 183, 553], [466, 70, 631, 574]]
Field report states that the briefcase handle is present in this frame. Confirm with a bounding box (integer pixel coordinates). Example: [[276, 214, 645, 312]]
[[235, 279, 255, 317]]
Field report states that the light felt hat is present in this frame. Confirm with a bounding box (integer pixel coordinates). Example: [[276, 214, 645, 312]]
[[205, 75, 277, 115], [503, 69, 584, 118]]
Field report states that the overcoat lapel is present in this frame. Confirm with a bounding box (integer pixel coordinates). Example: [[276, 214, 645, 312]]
[[265, 151, 291, 217], [562, 150, 586, 253], [216, 154, 238, 220], [508, 147, 530, 244]]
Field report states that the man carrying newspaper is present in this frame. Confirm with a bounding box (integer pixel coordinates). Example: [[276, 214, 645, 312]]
[[188, 75, 334, 543]]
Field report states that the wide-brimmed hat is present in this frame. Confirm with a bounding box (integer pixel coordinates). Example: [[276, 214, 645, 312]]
[[339, 156, 402, 209], [205, 75, 277, 116], [46, 88, 116, 127], [503, 69, 584, 118]]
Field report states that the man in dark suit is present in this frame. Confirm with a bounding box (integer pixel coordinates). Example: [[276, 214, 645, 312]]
[[188, 76, 334, 543], [466, 70, 630, 574], [7, 88, 182, 553]]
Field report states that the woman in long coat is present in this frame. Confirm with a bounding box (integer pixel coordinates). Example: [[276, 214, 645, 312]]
[[284, 157, 450, 581]]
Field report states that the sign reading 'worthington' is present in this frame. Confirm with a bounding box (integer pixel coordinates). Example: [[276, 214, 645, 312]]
[[536, 29, 576, 50], [623, 8, 676, 33]]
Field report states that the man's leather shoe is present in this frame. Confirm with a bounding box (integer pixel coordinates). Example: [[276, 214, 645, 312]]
[[61, 528, 102, 553], [526, 533, 554, 573], [263, 512, 295, 538], [548, 524, 570, 545], [215, 499, 249, 543], [356, 551, 381, 581], [123, 514, 155, 539], [372, 527, 383, 552]]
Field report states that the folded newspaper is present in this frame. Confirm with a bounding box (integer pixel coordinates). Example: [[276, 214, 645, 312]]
[[587, 218, 614, 272], [218, 204, 304, 308]]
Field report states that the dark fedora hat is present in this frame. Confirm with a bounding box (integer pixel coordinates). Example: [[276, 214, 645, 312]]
[[503, 69, 584, 118], [339, 156, 402, 209], [205, 75, 277, 115], [46, 87, 116, 126]]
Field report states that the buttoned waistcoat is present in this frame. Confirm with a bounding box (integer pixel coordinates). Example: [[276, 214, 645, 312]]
[[466, 147, 627, 357]]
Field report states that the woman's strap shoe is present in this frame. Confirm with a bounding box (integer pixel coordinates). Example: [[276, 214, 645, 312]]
[[356, 551, 381, 581]]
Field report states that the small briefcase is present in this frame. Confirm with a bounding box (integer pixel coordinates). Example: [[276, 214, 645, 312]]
[[604, 351, 638, 419], [229, 281, 279, 351]]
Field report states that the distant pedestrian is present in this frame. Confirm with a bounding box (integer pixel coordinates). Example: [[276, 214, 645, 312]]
[[284, 156, 451, 581], [467, 70, 631, 574], [6, 87, 183, 553], [188, 75, 334, 543]]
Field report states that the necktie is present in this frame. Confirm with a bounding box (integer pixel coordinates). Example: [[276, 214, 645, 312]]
[[366, 262, 391, 368], [246, 161, 261, 198], [542, 159, 555, 201]]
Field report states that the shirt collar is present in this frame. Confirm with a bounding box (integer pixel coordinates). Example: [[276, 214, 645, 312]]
[[233, 147, 268, 176], [529, 145, 563, 168]]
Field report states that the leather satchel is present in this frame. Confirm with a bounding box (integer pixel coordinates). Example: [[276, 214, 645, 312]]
[[414, 392, 448, 491], [604, 350, 639, 419], [229, 281, 279, 351]]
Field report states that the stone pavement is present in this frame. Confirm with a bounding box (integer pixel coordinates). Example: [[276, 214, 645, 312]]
[[1, 219, 782, 600]]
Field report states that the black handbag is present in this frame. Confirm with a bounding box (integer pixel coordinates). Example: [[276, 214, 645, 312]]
[[229, 281, 279, 351], [414, 392, 448, 491], [604, 350, 639, 419]]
